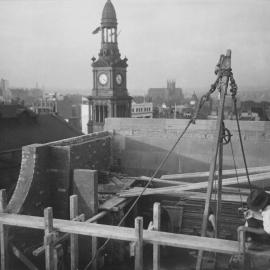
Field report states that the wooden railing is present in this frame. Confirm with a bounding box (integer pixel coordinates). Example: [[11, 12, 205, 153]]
[[0, 189, 244, 270]]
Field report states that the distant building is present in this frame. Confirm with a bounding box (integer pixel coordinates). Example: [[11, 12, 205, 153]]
[[131, 101, 153, 118], [190, 92, 198, 106], [240, 100, 270, 121], [0, 79, 11, 103], [0, 104, 82, 199], [81, 97, 89, 134], [147, 80, 184, 107], [0, 104, 82, 152], [32, 96, 56, 114], [10, 87, 43, 105], [56, 95, 82, 131], [239, 111, 260, 121]]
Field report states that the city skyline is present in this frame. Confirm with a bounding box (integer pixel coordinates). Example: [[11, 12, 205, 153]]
[[0, 0, 270, 95]]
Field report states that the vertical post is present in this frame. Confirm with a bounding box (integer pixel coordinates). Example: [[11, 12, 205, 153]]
[[53, 244, 63, 270], [44, 207, 54, 270], [153, 203, 161, 270], [239, 229, 246, 270], [70, 195, 78, 270], [114, 104, 117, 117], [134, 217, 143, 270], [196, 50, 231, 270], [0, 189, 8, 270], [73, 169, 98, 270], [216, 127, 223, 238], [91, 225, 98, 270], [90, 170, 98, 270]]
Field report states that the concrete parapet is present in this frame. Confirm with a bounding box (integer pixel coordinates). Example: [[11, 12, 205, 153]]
[[105, 118, 270, 176], [7, 131, 112, 217]]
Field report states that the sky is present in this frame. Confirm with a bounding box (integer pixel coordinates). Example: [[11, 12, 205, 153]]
[[0, 0, 270, 95]]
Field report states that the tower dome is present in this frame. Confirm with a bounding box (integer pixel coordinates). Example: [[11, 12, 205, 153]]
[[101, 0, 117, 27]]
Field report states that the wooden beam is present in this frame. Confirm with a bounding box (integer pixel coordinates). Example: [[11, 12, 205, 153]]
[[161, 166, 270, 181], [33, 214, 85, 257], [119, 172, 270, 197], [70, 195, 79, 270], [136, 176, 188, 186], [120, 188, 247, 202], [73, 169, 98, 218], [135, 176, 188, 186], [53, 244, 63, 270], [0, 190, 8, 270], [153, 203, 161, 270], [0, 213, 241, 255], [99, 196, 128, 211], [91, 222, 98, 270], [86, 211, 108, 223], [44, 207, 54, 270], [135, 217, 143, 270], [11, 244, 38, 270]]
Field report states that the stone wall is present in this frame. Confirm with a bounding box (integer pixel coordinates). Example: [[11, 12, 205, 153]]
[[105, 118, 270, 177]]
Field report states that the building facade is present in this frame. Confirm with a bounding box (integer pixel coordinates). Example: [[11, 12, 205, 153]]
[[131, 101, 153, 118], [0, 79, 11, 103], [88, 0, 132, 133], [147, 80, 184, 107]]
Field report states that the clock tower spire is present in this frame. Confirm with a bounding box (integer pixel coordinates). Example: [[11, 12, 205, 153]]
[[88, 0, 132, 133]]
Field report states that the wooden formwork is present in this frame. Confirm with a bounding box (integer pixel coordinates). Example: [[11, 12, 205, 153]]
[[0, 188, 247, 270]]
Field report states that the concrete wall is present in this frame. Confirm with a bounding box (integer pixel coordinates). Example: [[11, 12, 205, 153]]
[[7, 131, 112, 218], [105, 118, 270, 177]]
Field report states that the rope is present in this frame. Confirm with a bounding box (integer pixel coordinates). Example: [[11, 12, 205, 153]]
[[229, 140, 244, 210], [83, 73, 224, 270], [83, 119, 194, 270], [232, 96, 252, 192]]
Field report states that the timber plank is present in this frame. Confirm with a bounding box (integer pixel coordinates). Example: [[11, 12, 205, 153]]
[[0, 213, 240, 255], [161, 166, 270, 180], [119, 172, 270, 197], [99, 196, 128, 210], [120, 189, 247, 202]]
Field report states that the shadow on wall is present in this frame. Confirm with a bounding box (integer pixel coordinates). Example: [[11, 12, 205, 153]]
[[113, 136, 211, 178]]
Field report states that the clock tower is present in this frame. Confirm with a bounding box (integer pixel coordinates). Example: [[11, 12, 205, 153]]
[[88, 0, 132, 133]]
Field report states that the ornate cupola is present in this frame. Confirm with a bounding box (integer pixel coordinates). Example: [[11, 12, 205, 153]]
[[88, 0, 132, 133], [99, 0, 120, 60]]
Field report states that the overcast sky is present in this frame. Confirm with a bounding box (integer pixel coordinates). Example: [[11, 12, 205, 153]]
[[0, 0, 269, 95]]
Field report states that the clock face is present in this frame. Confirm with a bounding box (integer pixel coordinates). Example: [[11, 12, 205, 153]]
[[116, 74, 122, 85], [98, 73, 108, 85]]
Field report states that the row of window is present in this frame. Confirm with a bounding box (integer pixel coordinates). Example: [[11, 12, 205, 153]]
[[132, 107, 152, 113]]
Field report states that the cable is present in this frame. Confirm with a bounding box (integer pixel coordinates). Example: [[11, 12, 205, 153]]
[[229, 140, 244, 210], [83, 119, 194, 270], [232, 97, 252, 192], [83, 74, 224, 270]]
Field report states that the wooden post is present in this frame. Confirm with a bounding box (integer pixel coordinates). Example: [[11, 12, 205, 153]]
[[153, 203, 161, 270], [53, 244, 63, 270], [92, 224, 98, 270], [238, 229, 246, 270], [70, 195, 78, 270], [73, 169, 99, 270], [0, 189, 8, 270], [44, 207, 54, 270], [134, 217, 143, 270], [216, 134, 223, 238], [90, 170, 98, 270], [196, 50, 231, 270]]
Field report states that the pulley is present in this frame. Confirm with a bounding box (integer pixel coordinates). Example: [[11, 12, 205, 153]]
[[221, 127, 232, 145]]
